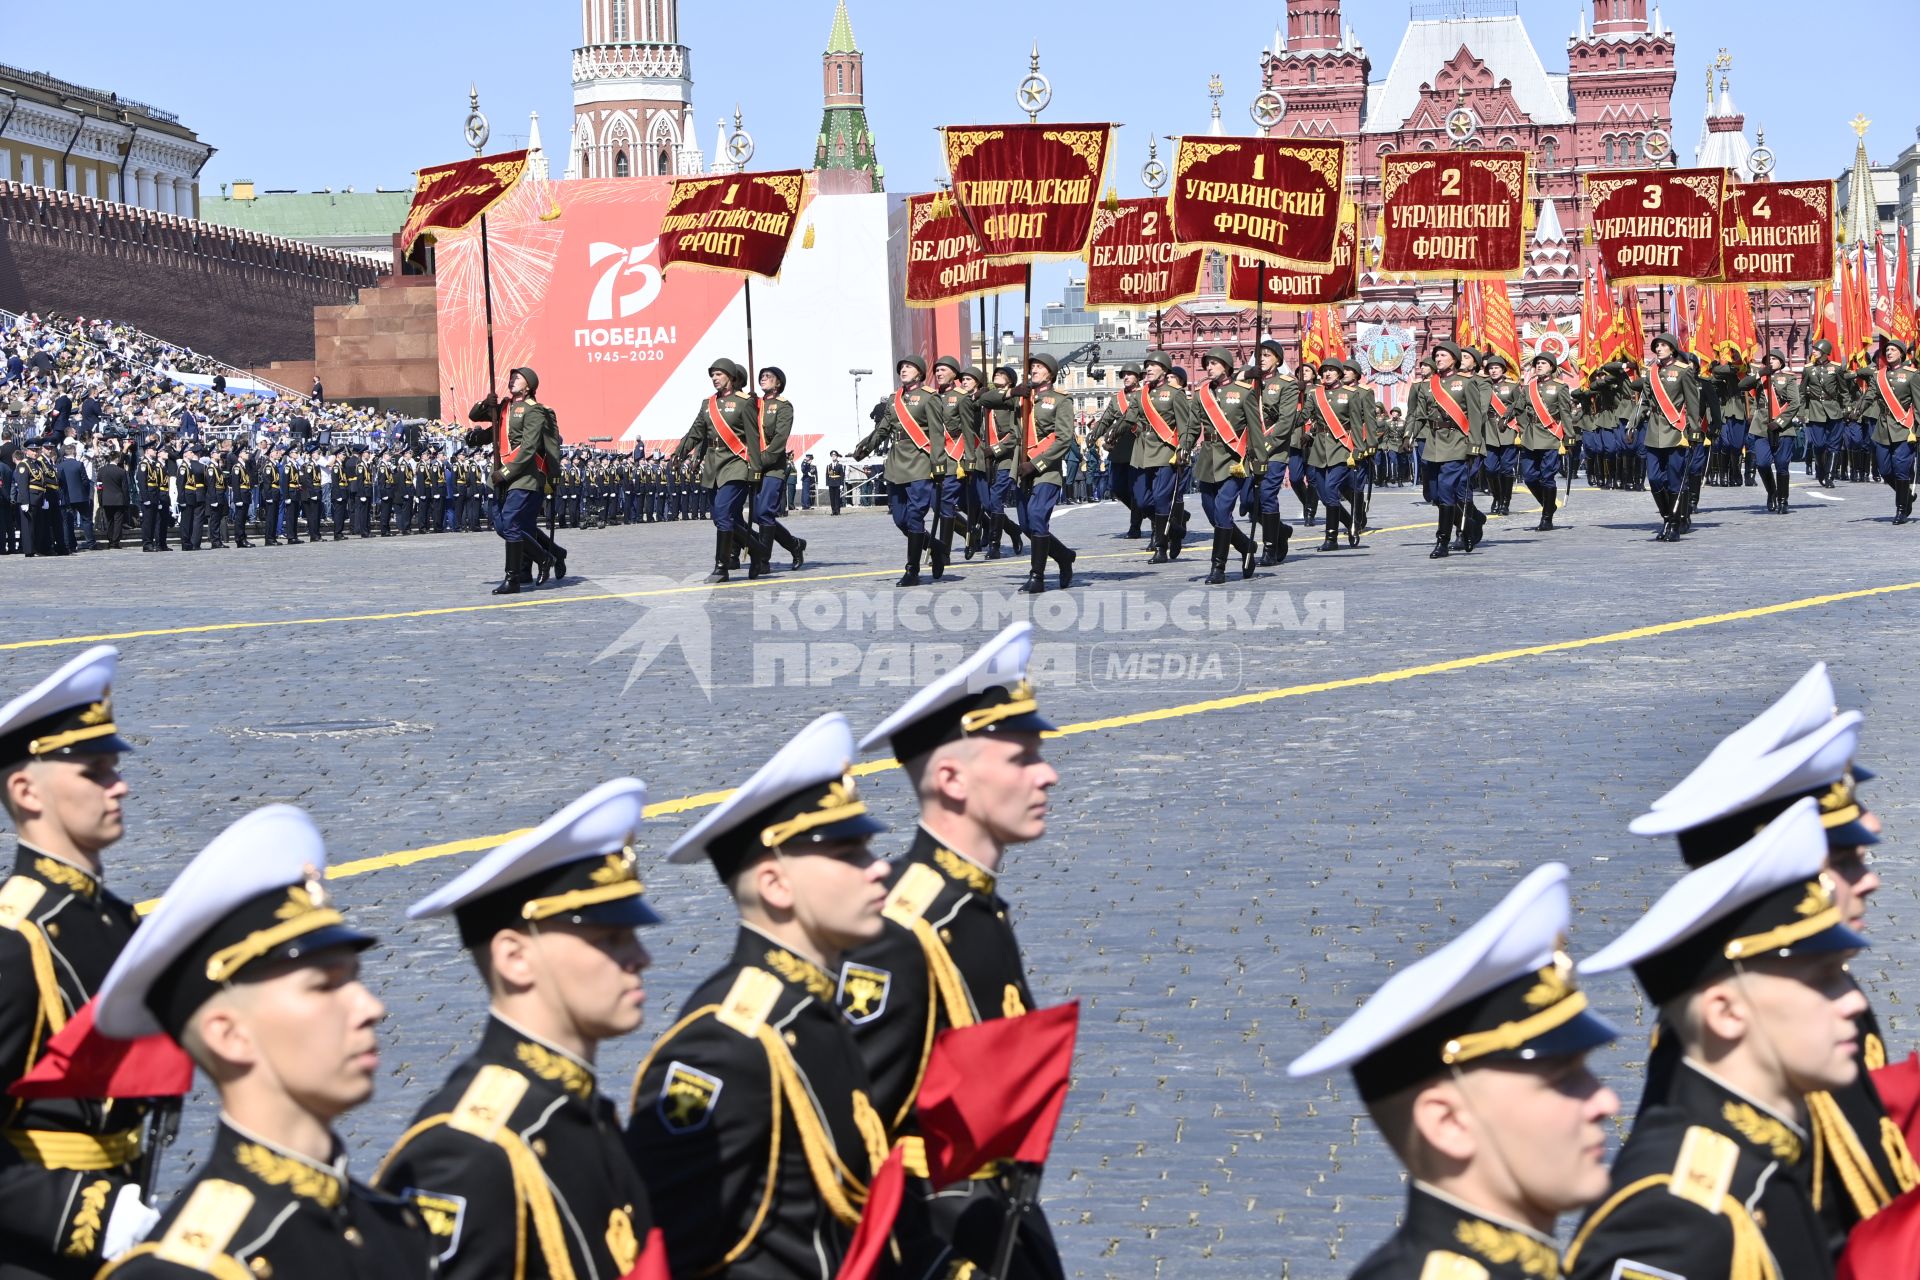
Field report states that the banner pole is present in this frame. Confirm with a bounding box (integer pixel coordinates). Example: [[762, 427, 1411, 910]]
[[479, 212, 503, 491]]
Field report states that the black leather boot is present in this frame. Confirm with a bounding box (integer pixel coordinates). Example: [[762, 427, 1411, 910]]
[[706, 531, 731, 582], [1206, 531, 1229, 585], [492, 544, 522, 594], [1021, 535, 1048, 593], [1049, 534, 1076, 589], [1232, 526, 1257, 579], [1430, 507, 1453, 558], [1148, 515, 1169, 564], [898, 532, 924, 586]]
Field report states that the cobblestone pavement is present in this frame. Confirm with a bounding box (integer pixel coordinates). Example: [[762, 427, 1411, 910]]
[[7, 475, 1917, 1278]]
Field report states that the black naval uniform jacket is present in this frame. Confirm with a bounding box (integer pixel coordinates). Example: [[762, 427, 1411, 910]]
[[100, 1120, 437, 1280], [1349, 1183, 1565, 1280], [625, 926, 923, 1280], [1566, 1060, 1831, 1280], [837, 829, 1061, 1280], [377, 1015, 655, 1280], [0, 844, 146, 1280]]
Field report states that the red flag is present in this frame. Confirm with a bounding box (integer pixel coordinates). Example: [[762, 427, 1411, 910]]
[[833, 1147, 906, 1280], [400, 150, 529, 253], [1873, 1055, 1920, 1152], [622, 1227, 671, 1280], [1839, 1183, 1920, 1280], [1814, 281, 1839, 353], [1480, 278, 1521, 371], [9, 998, 194, 1100], [1894, 226, 1919, 349], [914, 1002, 1077, 1188], [1874, 236, 1896, 337]]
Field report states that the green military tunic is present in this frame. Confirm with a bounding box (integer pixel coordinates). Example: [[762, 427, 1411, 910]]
[[853, 387, 943, 484], [673, 392, 760, 488], [756, 397, 794, 479], [1421, 373, 1487, 465], [1014, 387, 1073, 488], [1621, 362, 1704, 449], [1127, 382, 1196, 470], [1486, 378, 1524, 450], [500, 399, 561, 494], [1866, 360, 1918, 447], [1259, 377, 1299, 464], [1518, 378, 1576, 453], [1190, 378, 1262, 484], [935, 389, 980, 479], [1300, 381, 1365, 468]]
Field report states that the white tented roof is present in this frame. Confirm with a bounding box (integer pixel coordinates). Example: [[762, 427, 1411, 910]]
[[1365, 15, 1574, 132]]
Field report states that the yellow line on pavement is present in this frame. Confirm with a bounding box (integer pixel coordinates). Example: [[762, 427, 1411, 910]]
[[9, 511, 1453, 653], [131, 573, 1920, 912]]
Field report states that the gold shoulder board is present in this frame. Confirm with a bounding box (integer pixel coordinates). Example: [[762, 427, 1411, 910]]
[[0, 876, 46, 930], [716, 967, 783, 1037], [1418, 1252, 1489, 1280], [1668, 1125, 1739, 1211], [155, 1179, 255, 1269], [448, 1065, 530, 1140], [882, 863, 945, 926]]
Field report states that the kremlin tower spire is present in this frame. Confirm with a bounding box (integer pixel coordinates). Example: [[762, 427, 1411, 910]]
[[815, 1, 882, 193]]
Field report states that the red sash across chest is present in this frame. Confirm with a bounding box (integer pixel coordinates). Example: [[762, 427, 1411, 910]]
[[1651, 369, 1686, 431], [1141, 391, 1179, 447], [707, 396, 751, 459], [1197, 383, 1246, 457], [1526, 383, 1565, 441], [1429, 375, 1470, 435], [1878, 367, 1915, 428], [1311, 386, 1355, 451], [893, 390, 933, 452]]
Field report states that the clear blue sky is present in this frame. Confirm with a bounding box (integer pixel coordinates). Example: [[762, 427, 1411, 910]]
[[6, 1, 1908, 306]]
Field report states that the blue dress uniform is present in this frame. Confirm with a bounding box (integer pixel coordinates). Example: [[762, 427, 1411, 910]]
[[1627, 664, 1917, 1257], [624, 715, 951, 1280], [841, 623, 1065, 1280], [1126, 352, 1199, 563], [1569, 800, 1867, 1280], [853, 357, 944, 586], [90, 807, 436, 1280], [1742, 353, 1802, 514], [1011, 355, 1077, 594], [0, 648, 147, 1280], [1286, 864, 1619, 1280], [381, 779, 663, 1280]]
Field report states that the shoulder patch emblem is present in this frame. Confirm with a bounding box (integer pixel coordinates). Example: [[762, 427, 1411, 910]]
[[405, 1189, 467, 1261], [838, 963, 892, 1025], [448, 1064, 529, 1140], [155, 1179, 255, 1270], [716, 966, 783, 1036], [660, 1061, 723, 1133], [1417, 1252, 1489, 1280], [1669, 1125, 1739, 1211], [1610, 1263, 1686, 1280], [0, 876, 47, 929], [606, 1205, 640, 1273], [883, 863, 945, 925]]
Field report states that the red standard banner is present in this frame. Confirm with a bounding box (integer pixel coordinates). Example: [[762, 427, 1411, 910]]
[[1585, 167, 1727, 286], [1379, 150, 1529, 278], [1226, 211, 1359, 308], [942, 123, 1113, 262], [1720, 180, 1835, 287], [904, 192, 1027, 309], [1083, 198, 1206, 309], [401, 149, 528, 252], [1168, 136, 1347, 270], [657, 169, 809, 278]]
